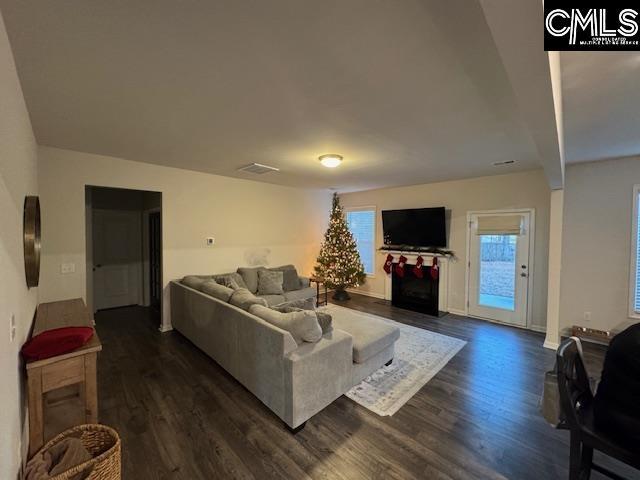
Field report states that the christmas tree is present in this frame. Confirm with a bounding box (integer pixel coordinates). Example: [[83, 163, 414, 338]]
[[314, 193, 366, 300]]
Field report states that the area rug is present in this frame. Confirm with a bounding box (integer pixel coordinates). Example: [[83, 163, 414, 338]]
[[319, 304, 466, 416]]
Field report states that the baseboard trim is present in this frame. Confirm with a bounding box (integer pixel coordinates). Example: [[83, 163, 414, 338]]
[[345, 288, 386, 300], [529, 325, 547, 334], [447, 308, 467, 316], [159, 324, 173, 333]]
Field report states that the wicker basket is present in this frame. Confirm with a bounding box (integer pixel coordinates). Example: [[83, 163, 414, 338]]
[[36, 424, 121, 480]]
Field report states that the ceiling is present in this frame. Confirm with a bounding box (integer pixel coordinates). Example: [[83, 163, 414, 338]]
[[1, 0, 563, 192], [561, 51, 640, 164]]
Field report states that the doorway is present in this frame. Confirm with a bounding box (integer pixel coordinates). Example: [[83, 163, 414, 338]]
[[85, 186, 162, 323], [467, 210, 534, 328]]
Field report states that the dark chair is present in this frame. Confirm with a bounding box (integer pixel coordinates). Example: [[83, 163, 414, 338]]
[[557, 338, 640, 480]]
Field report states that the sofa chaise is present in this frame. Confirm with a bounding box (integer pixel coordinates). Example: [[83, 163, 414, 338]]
[[170, 267, 400, 432]]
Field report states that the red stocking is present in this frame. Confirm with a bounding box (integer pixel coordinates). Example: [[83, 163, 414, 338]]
[[395, 255, 407, 277], [412, 255, 424, 278], [430, 257, 439, 280], [383, 254, 394, 275]]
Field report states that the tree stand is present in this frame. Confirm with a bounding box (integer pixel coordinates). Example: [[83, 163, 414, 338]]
[[332, 288, 351, 301]]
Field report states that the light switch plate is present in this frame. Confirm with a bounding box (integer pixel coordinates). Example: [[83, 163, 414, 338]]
[[61, 263, 76, 274], [9, 313, 16, 342]]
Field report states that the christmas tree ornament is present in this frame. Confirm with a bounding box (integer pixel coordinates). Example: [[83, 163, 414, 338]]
[[314, 193, 366, 301], [412, 255, 424, 278], [430, 257, 439, 280], [383, 254, 394, 274], [395, 255, 407, 278]]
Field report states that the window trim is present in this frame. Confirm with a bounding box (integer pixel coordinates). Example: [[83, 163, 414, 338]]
[[345, 205, 377, 278], [629, 185, 640, 319]]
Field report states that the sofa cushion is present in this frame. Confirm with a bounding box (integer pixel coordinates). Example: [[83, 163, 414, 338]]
[[229, 288, 268, 311], [214, 273, 248, 290], [257, 294, 286, 306], [273, 305, 333, 334], [199, 280, 234, 302], [237, 267, 265, 294], [249, 304, 322, 345], [332, 315, 400, 364], [182, 276, 207, 290], [257, 269, 284, 295], [283, 286, 316, 303], [269, 265, 301, 291]]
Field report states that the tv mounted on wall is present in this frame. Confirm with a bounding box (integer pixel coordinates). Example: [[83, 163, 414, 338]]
[[382, 207, 447, 248]]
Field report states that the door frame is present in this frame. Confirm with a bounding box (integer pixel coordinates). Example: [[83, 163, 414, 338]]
[[465, 208, 536, 330], [142, 207, 162, 311]]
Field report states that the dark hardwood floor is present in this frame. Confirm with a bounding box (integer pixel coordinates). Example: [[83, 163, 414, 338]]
[[95, 294, 638, 480]]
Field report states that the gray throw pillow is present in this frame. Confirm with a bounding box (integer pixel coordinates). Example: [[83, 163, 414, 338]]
[[229, 288, 268, 311], [199, 280, 234, 302], [269, 266, 301, 292], [249, 304, 322, 345], [182, 276, 207, 290], [272, 305, 333, 334], [257, 269, 284, 295], [213, 273, 247, 290], [237, 267, 265, 294]]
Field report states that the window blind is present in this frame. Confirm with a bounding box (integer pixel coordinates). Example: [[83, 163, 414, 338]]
[[634, 192, 640, 313], [346, 209, 375, 275], [476, 215, 523, 235]]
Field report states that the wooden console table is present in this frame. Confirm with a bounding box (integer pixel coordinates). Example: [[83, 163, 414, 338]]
[[26, 299, 102, 457]]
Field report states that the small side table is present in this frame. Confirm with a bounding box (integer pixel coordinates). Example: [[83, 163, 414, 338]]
[[26, 299, 102, 457], [310, 277, 328, 307]]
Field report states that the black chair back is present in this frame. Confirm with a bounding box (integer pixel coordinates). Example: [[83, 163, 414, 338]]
[[556, 338, 593, 431]]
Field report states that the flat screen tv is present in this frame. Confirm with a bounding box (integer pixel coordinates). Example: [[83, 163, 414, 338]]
[[382, 207, 446, 248]]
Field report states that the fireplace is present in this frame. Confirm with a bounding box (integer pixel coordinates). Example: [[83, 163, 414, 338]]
[[391, 263, 439, 316]]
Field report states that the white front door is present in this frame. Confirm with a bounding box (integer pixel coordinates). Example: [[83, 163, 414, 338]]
[[93, 209, 142, 311], [468, 211, 532, 327]]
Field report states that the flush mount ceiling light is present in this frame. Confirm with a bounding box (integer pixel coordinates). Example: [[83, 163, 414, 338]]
[[319, 154, 343, 168]]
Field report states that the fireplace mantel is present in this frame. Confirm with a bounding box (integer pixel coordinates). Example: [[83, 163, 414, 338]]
[[380, 250, 450, 312]]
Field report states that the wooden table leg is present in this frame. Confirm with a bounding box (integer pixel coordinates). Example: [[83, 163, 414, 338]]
[[27, 368, 44, 458], [84, 352, 98, 423]]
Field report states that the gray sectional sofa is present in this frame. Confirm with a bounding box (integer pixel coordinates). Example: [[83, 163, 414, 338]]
[[170, 266, 400, 432]]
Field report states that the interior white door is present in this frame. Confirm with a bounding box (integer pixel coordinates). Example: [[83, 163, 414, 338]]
[[468, 212, 531, 327], [93, 209, 142, 311]]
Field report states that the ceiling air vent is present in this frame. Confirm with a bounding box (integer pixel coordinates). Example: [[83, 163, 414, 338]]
[[491, 160, 516, 167], [237, 163, 280, 174]]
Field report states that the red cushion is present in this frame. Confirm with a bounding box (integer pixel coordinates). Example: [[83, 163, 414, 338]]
[[21, 327, 94, 361]]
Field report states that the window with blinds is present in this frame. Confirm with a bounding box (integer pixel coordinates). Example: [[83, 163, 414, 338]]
[[346, 209, 375, 275], [633, 188, 640, 314]]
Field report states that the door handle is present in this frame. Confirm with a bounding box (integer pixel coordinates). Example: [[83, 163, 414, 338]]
[[520, 272, 528, 277]]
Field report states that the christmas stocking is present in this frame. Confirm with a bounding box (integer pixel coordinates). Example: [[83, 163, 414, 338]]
[[383, 254, 394, 275], [395, 255, 407, 277], [412, 255, 424, 278], [430, 257, 439, 280]]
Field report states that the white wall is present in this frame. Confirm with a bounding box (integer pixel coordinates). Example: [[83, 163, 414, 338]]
[[560, 156, 640, 333], [38, 147, 331, 329], [0, 10, 39, 478], [339, 169, 551, 330]]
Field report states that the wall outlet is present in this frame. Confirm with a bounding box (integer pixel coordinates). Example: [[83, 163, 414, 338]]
[[583, 311, 592, 322], [61, 263, 76, 274], [206, 237, 215, 246], [9, 313, 16, 343]]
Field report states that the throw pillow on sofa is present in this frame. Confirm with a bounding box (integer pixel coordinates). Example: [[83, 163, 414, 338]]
[[199, 280, 234, 302], [214, 273, 247, 290], [257, 269, 284, 295], [249, 304, 322, 345], [273, 305, 333, 334], [269, 265, 302, 292], [237, 267, 265, 294], [229, 288, 268, 311]]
